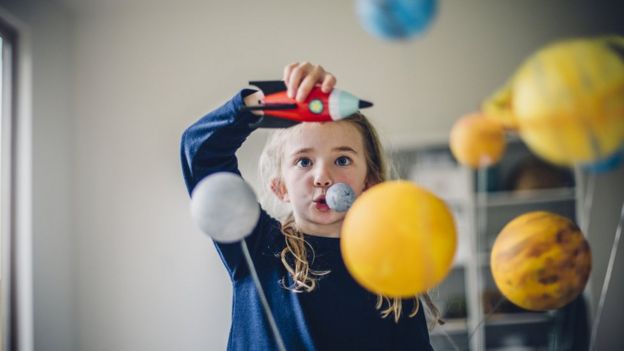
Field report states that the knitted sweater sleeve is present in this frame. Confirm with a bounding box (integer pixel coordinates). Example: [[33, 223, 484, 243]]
[[180, 89, 282, 281]]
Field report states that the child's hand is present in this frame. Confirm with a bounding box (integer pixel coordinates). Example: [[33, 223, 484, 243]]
[[243, 91, 265, 116], [283, 62, 337, 102]]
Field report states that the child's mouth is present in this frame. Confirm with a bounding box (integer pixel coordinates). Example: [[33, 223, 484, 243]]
[[314, 196, 330, 211]]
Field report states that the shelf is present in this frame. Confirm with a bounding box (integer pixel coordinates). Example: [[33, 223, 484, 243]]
[[485, 312, 552, 327], [431, 318, 468, 335], [391, 138, 578, 351], [477, 187, 576, 207], [451, 261, 468, 269]]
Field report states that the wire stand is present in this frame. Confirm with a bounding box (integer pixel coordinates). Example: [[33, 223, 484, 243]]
[[438, 325, 462, 351], [589, 201, 624, 351], [467, 296, 505, 343], [240, 239, 287, 351]]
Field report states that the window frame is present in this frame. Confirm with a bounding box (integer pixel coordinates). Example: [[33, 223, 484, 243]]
[[0, 14, 26, 351]]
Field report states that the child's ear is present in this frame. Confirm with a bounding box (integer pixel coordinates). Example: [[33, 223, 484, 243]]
[[270, 178, 289, 202]]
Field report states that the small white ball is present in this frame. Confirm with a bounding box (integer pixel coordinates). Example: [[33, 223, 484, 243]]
[[190, 172, 260, 243], [326, 183, 356, 212]]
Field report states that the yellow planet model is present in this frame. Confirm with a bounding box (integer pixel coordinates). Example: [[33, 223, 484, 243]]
[[340, 180, 457, 297], [483, 36, 624, 166], [490, 211, 592, 311]]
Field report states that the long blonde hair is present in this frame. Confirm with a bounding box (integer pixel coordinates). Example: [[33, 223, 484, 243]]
[[258, 114, 442, 326]]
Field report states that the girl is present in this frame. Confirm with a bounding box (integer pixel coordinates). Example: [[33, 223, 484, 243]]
[[181, 62, 438, 350]]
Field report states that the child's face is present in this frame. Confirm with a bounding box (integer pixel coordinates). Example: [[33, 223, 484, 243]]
[[274, 122, 370, 237]]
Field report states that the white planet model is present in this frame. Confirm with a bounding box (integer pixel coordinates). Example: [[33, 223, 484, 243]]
[[326, 182, 356, 212], [190, 172, 260, 243]]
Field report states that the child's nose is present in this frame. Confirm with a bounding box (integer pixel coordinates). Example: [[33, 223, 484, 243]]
[[314, 178, 332, 187], [313, 165, 333, 187]]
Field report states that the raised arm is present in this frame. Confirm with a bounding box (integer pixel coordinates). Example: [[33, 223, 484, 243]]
[[180, 89, 282, 280], [181, 62, 334, 194], [180, 89, 264, 195]]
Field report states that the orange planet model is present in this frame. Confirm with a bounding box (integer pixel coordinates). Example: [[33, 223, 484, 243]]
[[450, 113, 507, 168]]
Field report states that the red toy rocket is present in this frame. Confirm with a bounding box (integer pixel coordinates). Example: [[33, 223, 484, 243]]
[[241, 80, 373, 128]]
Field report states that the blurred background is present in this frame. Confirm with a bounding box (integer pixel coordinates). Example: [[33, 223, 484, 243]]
[[0, 0, 623, 350]]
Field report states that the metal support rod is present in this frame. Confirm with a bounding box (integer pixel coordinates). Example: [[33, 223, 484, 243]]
[[240, 240, 287, 351], [589, 202, 624, 351]]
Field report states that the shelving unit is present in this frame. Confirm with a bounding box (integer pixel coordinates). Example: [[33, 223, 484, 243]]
[[389, 136, 586, 351]]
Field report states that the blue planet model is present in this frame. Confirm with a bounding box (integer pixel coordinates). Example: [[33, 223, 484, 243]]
[[356, 0, 437, 41]]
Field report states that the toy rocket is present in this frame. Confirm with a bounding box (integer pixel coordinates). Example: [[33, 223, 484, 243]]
[[241, 80, 373, 128]]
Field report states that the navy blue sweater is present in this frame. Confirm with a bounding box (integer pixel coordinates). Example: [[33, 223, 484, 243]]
[[180, 90, 433, 351]]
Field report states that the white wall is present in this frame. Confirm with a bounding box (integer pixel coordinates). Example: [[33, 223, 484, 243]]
[[0, 0, 75, 350], [1, 0, 623, 350]]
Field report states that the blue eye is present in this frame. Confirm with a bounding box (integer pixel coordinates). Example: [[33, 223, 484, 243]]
[[335, 156, 352, 166], [296, 158, 312, 168]]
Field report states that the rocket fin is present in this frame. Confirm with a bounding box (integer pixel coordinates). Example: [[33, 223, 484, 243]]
[[249, 80, 287, 95], [241, 103, 297, 112], [249, 115, 299, 129]]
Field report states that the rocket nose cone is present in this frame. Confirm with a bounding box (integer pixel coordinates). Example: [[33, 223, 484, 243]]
[[359, 100, 373, 109]]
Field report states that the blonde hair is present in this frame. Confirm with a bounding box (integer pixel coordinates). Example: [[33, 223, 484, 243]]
[[258, 114, 442, 326]]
